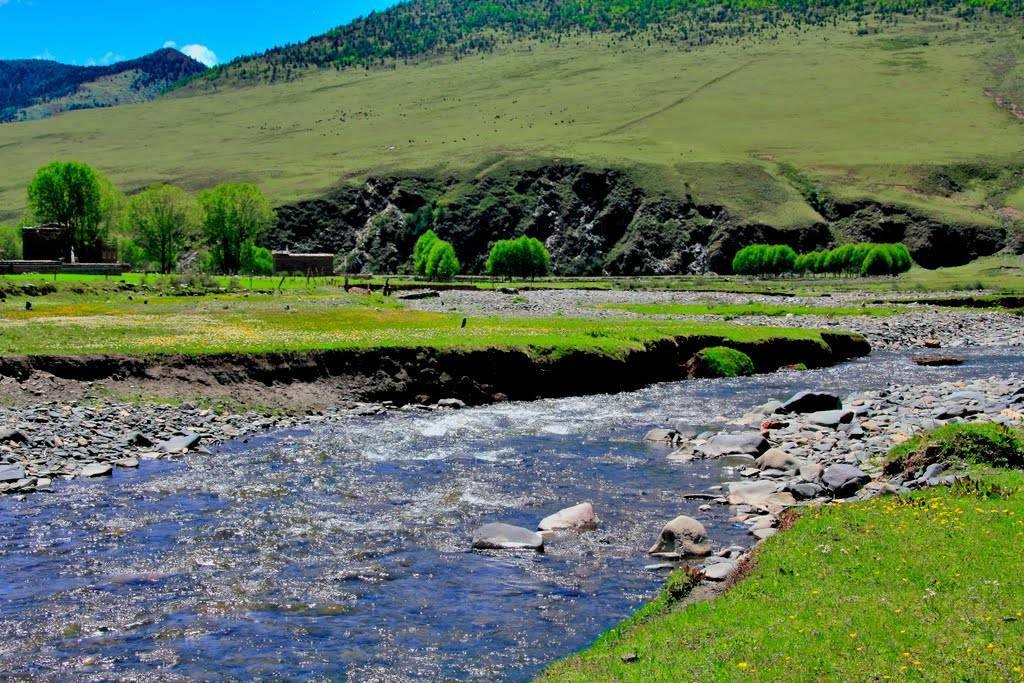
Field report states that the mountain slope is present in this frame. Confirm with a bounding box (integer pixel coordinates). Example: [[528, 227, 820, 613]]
[[0, 49, 208, 122], [195, 0, 1023, 86], [0, 12, 1021, 273]]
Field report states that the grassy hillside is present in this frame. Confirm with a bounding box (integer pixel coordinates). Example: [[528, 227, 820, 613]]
[[0, 16, 1021, 231]]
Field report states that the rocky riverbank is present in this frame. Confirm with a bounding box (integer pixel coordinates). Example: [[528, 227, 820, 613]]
[[633, 374, 1024, 584], [408, 289, 1024, 351]]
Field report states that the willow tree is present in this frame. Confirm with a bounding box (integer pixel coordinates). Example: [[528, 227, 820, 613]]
[[124, 184, 197, 273], [26, 161, 120, 259], [198, 183, 276, 274]]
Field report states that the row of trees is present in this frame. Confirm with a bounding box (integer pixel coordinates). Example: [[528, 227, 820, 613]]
[[732, 242, 914, 277], [23, 161, 276, 274], [407, 232, 553, 280]]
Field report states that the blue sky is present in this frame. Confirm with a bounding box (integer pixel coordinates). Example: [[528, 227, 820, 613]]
[[0, 0, 399, 66]]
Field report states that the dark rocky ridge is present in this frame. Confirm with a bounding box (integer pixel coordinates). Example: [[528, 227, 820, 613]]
[[267, 164, 1008, 276], [0, 331, 869, 409]]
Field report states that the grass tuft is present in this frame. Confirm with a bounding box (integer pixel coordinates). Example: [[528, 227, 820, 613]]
[[688, 346, 756, 378]]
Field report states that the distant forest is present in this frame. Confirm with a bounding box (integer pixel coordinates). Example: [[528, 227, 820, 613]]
[[195, 0, 1021, 85]]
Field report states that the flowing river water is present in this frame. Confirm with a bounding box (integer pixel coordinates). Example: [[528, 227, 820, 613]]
[[2, 348, 1023, 681]]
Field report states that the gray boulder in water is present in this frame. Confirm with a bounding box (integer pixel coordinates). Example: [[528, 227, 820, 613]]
[[648, 515, 712, 557], [538, 502, 599, 532], [472, 523, 544, 551]]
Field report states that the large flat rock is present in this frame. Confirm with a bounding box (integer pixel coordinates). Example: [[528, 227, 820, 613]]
[[697, 432, 770, 458]]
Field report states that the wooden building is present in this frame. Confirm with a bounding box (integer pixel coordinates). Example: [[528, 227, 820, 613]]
[[272, 251, 335, 275]]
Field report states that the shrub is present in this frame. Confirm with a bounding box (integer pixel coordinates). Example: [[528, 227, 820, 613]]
[[117, 238, 149, 271], [885, 423, 1024, 476], [413, 229, 439, 276], [240, 243, 274, 275], [425, 239, 460, 280], [688, 346, 756, 378], [486, 236, 550, 279], [0, 225, 23, 259]]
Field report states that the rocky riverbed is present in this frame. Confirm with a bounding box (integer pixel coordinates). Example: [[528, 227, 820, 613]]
[[633, 374, 1024, 584], [0, 399, 442, 496], [408, 289, 1024, 350]]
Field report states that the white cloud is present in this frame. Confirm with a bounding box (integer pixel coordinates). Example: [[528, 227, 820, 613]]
[[163, 40, 177, 49], [180, 43, 218, 67], [33, 49, 56, 61], [86, 51, 124, 67]]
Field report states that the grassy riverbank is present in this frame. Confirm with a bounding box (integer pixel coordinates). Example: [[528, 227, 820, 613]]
[[543, 434, 1024, 681], [0, 289, 839, 357]]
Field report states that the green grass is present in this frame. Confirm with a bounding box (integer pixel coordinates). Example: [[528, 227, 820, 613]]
[[0, 287, 836, 357], [543, 468, 1024, 681], [1, 16, 1022, 229], [887, 423, 1024, 473], [689, 346, 756, 377], [599, 302, 907, 317]]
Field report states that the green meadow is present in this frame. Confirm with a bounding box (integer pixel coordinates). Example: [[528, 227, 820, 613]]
[[1, 16, 1022, 230], [0, 287, 831, 356], [543, 466, 1024, 682]]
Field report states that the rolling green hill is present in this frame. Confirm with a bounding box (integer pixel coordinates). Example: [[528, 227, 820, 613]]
[[0, 6, 1022, 273]]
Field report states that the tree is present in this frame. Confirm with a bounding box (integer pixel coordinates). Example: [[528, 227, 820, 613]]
[[0, 225, 22, 259], [861, 245, 895, 276], [413, 229, 439, 275], [198, 183, 276, 274], [26, 161, 119, 259], [486, 236, 550, 279], [124, 184, 197, 274], [240, 243, 274, 275], [425, 240, 460, 280]]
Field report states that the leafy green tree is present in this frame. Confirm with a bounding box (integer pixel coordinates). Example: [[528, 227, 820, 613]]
[[486, 236, 550, 279], [240, 243, 274, 275], [198, 183, 276, 274], [0, 225, 22, 259], [425, 239, 460, 280], [524, 236, 551, 278], [861, 245, 895, 276], [117, 238, 148, 271], [26, 161, 120, 259], [124, 184, 197, 274], [413, 229, 439, 275], [731, 244, 766, 275], [890, 243, 913, 273]]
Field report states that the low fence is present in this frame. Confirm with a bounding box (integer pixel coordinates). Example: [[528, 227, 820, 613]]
[[0, 261, 128, 276]]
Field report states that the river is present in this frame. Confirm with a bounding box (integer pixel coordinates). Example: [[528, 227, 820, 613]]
[[1, 348, 1022, 681]]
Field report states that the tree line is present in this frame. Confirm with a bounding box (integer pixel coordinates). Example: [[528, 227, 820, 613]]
[[15, 160, 276, 275], [732, 242, 914, 277]]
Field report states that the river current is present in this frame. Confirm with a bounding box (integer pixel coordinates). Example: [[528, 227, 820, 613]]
[[2, 348, 1022, 681]]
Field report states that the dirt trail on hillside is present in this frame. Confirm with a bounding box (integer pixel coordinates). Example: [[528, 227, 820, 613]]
[[597, 60, 753, 138]]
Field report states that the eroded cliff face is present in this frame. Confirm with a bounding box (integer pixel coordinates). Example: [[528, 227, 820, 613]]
[[267, 164, 1008, 275]]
